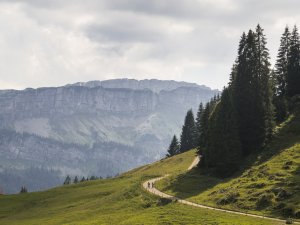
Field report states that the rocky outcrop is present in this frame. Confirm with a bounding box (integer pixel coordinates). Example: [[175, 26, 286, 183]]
[[0, 79, 219, 193]]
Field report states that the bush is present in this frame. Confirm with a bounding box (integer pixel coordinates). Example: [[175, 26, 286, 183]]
[[157, 197, 172, 206], [286, 217, 294, 224], [256, 193, 274, 208], [217, 191, 239, 205], [294, 210, 300, 219], [281, 205, 296, 217]]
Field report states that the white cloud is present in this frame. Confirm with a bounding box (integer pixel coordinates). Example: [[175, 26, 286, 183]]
[[0, 0, 300, 90]]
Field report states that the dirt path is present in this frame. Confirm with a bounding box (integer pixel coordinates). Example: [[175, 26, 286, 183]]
[[142, 155, 299, 224]]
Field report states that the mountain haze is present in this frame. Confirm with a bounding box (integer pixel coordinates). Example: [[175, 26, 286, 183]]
[[0, 79, 218, 193]]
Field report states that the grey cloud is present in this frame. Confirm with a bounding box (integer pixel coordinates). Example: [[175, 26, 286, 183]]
[[0, 0, 300, 90]]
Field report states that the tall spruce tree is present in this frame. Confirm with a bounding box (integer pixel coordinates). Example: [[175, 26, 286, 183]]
[[197, 102, 210, 155], [195, 102, 204, 141], [287, 25, 300, 98], [204, 88, 242, 177], [232, 25, 274, 155], [274, 26, 291, 121], [166, 135, 180, 157], [180, 109, 197, 152], [275, 26, 291, 97], [254, 24, 274, 144], [63, 175, 71, 185]]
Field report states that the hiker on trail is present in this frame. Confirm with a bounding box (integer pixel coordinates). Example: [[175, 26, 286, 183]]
[[147, 182, 150, 188]]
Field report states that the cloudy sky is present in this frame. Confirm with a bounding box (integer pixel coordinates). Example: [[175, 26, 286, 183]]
[[0, 0, 299, 90]]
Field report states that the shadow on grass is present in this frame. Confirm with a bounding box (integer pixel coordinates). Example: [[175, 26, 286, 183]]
[[160, 113, 300, 202]]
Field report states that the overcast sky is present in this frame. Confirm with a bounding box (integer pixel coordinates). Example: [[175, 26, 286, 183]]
[[0, 0, 299, 90]]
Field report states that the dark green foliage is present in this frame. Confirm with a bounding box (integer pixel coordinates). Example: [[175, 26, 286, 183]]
[[275, 26, 291, 97], [256, 193, 274, 209], [20, 186, 28, 194], [179, 110, 197, 152], [80, 177, 86, 182], [287, 26, 300, 98], [89, 175, 98, 180], [195, 102, 204, 142], [217, 191, 239, 205], [203, 88, 242, 177], [231, 25, 274, 155], [166, 135, 180, 157], [197, 24, 275, 176], [63, 175, 71, 185], [73, 176, 79, 184], [156, 197, 172, 206], [197, 102, 210, 155]]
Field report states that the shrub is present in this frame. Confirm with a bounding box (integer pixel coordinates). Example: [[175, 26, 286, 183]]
[[294, 210, 300, 219], [157, 197, 172, 206], [286, 217, 294, 224], [256, 193, 274, 208], [217, 191, 239, 205], [281, 205, 296, 217]]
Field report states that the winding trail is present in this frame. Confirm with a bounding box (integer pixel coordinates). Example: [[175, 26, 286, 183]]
[[143, 156, 299, 224]]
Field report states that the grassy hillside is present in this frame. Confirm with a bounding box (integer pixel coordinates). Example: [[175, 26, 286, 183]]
[[0, 150, 280, 225], [156, 113, 300, 221]]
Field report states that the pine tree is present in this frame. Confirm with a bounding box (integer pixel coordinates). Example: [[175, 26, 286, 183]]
[[287, 25, 300, 98], [231, 26, 274, 155], [20, 186, 28, 193], [180, 109, 197, 152], [275, 26, 291, 97], [197, 102, 210, 155], [166, 135, 180, 157], [73, 176, 79, 184], [195, 102, 204, 141], [63, 175, 71, 185], [254, 24, 274, 144], [80, 177, 86, 182], [204, 88, 242, 177], [273, 26, 291, 122]]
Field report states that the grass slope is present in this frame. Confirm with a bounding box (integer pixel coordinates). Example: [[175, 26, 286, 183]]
[[156, 113, 300, 221], [0, 150, 279, 225]]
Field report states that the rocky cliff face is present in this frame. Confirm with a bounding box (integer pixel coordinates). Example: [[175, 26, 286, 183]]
[[0, 79, 218, 193]]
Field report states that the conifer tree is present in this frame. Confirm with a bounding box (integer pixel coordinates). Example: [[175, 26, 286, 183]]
[[231, 26, 274, 155], [180, 109, 197, 152], [204, 88, 242, 177], [254, 24, 274, 144], [195, 102, 204, 141], [275, 26, 291, 97], [197, 102, 210, 155], [73, 176, 79, 184], [80, 177, 86, 182], [287, 25, 300, 98], [166, 135, 180, 157], [63, 175, 71, 185], [274, 26, 291, 121], [20, 186, 28, 193]]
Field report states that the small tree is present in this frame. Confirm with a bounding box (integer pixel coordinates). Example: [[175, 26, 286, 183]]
[[63, 175, 71, 185], [180, 109, 197, 152], [80, 176, 86, 182], [166, 135, 180, 157], [20, 186, 28, 193], [73, 176, 79, 184]]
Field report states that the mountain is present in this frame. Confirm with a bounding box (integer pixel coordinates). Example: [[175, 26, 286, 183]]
[[0, 111, 299, 224], [0, 79, 218, 193]]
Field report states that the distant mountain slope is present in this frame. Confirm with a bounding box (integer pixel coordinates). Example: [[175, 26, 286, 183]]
[[66, 78, 213, 93], [0, 79, 218, 193]]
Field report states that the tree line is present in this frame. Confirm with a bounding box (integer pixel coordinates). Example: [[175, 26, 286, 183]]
[[167, 24, 300, 177]]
